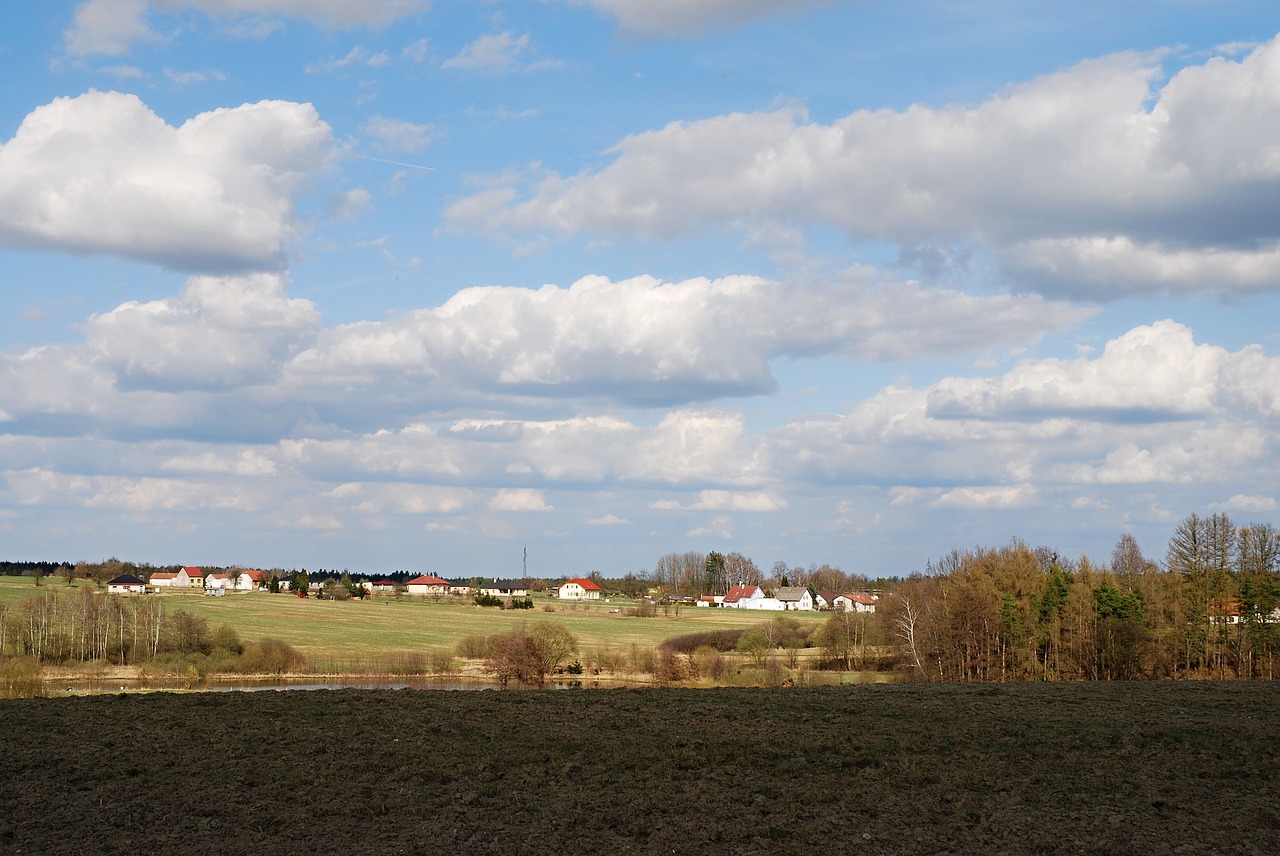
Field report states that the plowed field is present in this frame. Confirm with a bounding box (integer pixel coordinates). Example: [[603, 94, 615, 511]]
[[2, 682, 1278, 854]]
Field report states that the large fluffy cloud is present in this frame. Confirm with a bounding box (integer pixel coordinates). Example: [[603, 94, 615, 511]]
[[282, 272, 1089, 410], [771, 321, 1280, 493], [447, 36, 1280, 297], [84, 273, 320, 391], [0, 92, 333, 272]]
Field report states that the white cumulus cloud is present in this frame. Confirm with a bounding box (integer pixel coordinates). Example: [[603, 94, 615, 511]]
[[0, 91, 334, 272], [448, 36, 1280, 298]]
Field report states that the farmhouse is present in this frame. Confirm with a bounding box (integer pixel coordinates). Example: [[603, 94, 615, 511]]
[[777, 587, 814, 611], [177, 566, 205, 587], [478, 580, 529, 597], [364, 579, 398, 595], [149, 572, 178, 588], [834, 592, 877, 613], [722, 585, 764, 609], [406, 575, 451, 596], [558, 578, 602, 600], [448, 579, 474, 596], [206, 570, 270, 592], [107, 574, 146, 594]]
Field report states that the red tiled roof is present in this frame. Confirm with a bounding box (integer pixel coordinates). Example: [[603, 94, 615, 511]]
[[723, 585, 761, 603], [565, 577, 602, 591], [407, 575, 450, 586], [151, 573, 177, 580], [243, 570, 269, 581], [182, 566, 204, 576], [842, 592, 876, 605], [370, 580, 397, 587]]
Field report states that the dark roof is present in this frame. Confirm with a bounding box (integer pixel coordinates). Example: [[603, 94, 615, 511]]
[[109, 574, 146, 585]]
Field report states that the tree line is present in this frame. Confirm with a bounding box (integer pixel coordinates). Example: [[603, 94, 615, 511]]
[[881, 515, 1279, 682]]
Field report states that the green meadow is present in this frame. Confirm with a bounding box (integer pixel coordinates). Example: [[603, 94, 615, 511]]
[[0, 577, 825, 662]]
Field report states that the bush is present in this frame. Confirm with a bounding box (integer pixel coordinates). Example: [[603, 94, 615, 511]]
[[456, 635, 493, 659], [654, 649, 691, 685], [474, 594, 504, 608], [587, 646, 624, 675], [237, 638, 304, 675], [0, 656, 45, 699], [660, 629, 744, 654], [210, 624, 243, 656], [429, 649, 458, 675], [737, 629, 770, 666], [627, 644, 657, 676], [486, 633, 545, 687], [691, 645, 725, 680]]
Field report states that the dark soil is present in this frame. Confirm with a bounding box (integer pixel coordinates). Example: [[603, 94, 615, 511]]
[[2, 682, 1278, 854]]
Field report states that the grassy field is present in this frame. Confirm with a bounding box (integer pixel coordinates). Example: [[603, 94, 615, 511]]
[[0, 576, 827, 663], [2, 681, 1277, 854]]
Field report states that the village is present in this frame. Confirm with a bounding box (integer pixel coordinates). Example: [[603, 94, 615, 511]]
[[107, 566, 881, 613]]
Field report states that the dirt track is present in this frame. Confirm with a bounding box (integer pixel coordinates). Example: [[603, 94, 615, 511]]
[[2, 683, 1278, 854]]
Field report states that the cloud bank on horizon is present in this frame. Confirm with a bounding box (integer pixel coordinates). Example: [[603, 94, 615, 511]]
[[1, 0, 1277, 576]]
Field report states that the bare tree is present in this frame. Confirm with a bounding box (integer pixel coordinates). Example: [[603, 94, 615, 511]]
[[724, 552, 761, 586], [890, 590, 927, 678]]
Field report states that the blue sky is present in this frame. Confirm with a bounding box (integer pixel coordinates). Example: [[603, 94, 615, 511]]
[[2, 1, 1279, 578]]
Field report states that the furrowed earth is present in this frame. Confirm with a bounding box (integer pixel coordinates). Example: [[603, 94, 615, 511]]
[[2, 683, 1278, 854]]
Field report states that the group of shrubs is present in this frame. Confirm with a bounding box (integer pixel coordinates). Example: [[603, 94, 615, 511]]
[[143, 613, 305, 681], [473, 594, 534, 609], [454, 621, 579, 687]]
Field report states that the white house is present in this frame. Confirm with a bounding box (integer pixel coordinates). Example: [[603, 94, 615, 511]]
[[777, 587, 814, 611], [834, 592, 877, 613], [149, 572, 178, 588], [406, 575, 451, 596], [107, 574, 146, 594], [559, 578, 602, 600], [722, 585, 764, 609], [364, 579, 399, 595], [478, 580, 529, 597], [177, 566, 205, 588], [205, 570, 269, 592]]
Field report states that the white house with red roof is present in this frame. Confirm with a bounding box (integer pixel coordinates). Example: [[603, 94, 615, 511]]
[[722, 585, 765, 609], [177, 566, 205, 588], [406, 575, 451, 596], [363, 579, 399, 595], [559, 578, 602, 601], [206, 569, 270, 591], [833, 592, 878, 613], [149, 572, 178, 588]]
